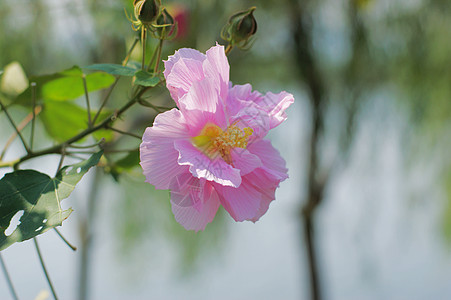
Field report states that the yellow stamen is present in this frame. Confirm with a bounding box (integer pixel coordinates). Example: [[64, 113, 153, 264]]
[[192, 122, 253, 165]]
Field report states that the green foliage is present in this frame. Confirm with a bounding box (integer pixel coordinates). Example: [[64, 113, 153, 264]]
[[106, 150, 140, 181], [0, 151, 103, 251], [134, 70, 160, 87], [12, 66, 114, 106], [40, 100, 113, 142], [85, 64, 138, 76], [42, 67, 115, 101], [85, 64, 161, 86]]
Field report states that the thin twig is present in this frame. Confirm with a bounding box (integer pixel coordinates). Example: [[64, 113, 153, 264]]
[[0, 252, 19, 300], [224, 44, 233, 55], [92, 36, 140, 125], [138, 98, 171, 113], [82, 75, 92, 127], [67, 138, 105, 149], [55, 150, 66, 176], [30, 82, 37, 150], [146, 42, 159, 72], [154, 39, 164, 72], [141, 27, 147, 70], [0, 106, 41, 160], [107, 126, 142, 139], [34, 238, 58, 300], [0, 99, 31, 154], [123, 36, 140, 66], [54, 228, 77, 251]]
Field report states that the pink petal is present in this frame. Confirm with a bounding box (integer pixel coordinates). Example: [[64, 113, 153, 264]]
[[214, 168, 279, 222], [229, 100, 270, 141], [164, 48, 206, 105], [245, 170, 280, 222], [178, 77, 227, 133], [140, 108, 190, 189], [227, 83, 261, 104], [255, 91, 294, 129], [203, 44, 229, 102], [230, 148, 262, 176], [247, 139, 289, 181], [164, 48, 205, 78], [174, 140, 242, 188], [169, 174, 220, 231]]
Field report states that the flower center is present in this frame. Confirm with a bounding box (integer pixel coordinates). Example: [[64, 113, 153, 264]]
[[192, 122, 253, 165]]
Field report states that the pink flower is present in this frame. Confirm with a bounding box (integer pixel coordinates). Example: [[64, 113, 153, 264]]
[[140, 44, 294, 231]]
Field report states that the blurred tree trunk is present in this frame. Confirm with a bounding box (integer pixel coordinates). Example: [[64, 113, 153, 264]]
[[288, 0, 326, 299]]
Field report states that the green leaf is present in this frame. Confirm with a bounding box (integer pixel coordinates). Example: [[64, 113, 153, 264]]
[[0, 151, 103, 251], [115, 150, 140, 169], [134, 70, 161, 87], [41, 67, 115, 101], [41, 100, 113, 142], [85, 64, 137, 77], [12, 66, 114, 105]]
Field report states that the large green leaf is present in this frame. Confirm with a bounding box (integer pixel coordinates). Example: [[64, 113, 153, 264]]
[[41, 100, 113, 142], [85, 64, 137, 76], [14, 66, 115, 105], [0, 151, 103, 251], [41, 66, 115, 101]]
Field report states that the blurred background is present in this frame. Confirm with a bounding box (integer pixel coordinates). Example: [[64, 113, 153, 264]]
[[1, 0, 451, 299]]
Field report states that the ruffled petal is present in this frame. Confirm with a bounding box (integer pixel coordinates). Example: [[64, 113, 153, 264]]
[[178, 77, 227, 134], [169, 174, 220, 231], [254, 91, 294, 129], [214, 168, 279, 222], [203, 44, 229, 102], [229, 99, 271, 141], [140, 109, 190, 189], [230, 148, 262, 176], [247, 139, 289, 181], [174, 140, 242, 188], [164, 48, 206, 105]]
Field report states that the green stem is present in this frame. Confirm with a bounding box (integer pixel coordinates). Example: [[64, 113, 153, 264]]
[[0, 252, 19, 300], [34, 238, 58, 300], [107, 126, 142, 139], [82, 75, 92, 127], [54, 228, 77, 251], [30, 82, 37, 150], [9, 87, 149, 169], [0, 99, 31, 154], [154, 39, 164, 72], [92, 36, 140, 125], [225, 44, 233, 55], [141, 27, 147, 70]]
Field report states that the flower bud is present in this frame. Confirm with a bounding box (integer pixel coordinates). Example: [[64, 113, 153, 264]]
[[221, 7, 257, 48], [134, 0, 161, 26], [155, 8, 177, 39]]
